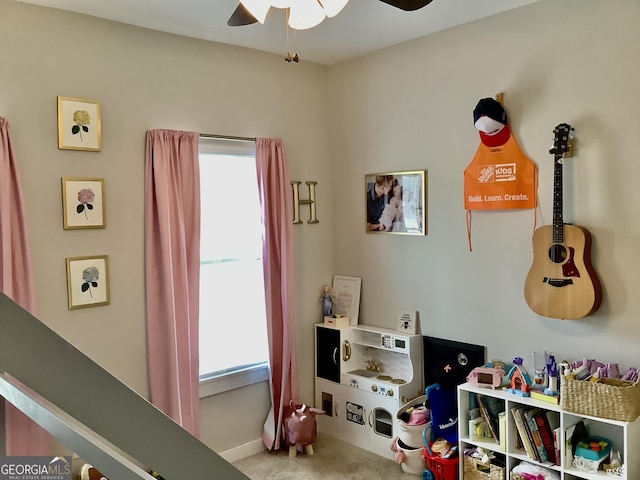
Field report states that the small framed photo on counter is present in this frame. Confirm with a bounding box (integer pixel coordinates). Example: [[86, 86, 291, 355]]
[[396, 309, 418, 334], [332, 275, 361, 326]]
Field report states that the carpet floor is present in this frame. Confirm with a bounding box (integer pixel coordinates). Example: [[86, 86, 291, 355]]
[[233, 433, 424, 480]]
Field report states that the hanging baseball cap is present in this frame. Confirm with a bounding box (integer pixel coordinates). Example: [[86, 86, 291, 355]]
[[473, 97, 510, 147]]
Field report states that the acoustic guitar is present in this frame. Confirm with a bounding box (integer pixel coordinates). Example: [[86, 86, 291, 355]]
[[524, 123, 602, 319]]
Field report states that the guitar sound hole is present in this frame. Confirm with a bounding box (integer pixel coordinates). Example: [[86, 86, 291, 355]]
[[548, 244, 567, 264]]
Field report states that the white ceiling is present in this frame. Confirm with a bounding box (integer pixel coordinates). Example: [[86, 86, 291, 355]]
[[12, 0, 540, 65]]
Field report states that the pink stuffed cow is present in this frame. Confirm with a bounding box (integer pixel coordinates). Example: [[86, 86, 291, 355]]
[[283, 400, 325, 457]]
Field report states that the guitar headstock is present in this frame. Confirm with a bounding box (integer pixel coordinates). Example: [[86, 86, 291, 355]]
[[550, 123, 574, 157]]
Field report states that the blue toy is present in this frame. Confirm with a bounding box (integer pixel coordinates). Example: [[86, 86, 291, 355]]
[[506, 357, 533, 397], [425, 383, 458, 443]]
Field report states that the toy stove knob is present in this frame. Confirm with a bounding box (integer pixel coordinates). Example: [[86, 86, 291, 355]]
[[371, 385, 378, 392], [387, 389, 394, 397]]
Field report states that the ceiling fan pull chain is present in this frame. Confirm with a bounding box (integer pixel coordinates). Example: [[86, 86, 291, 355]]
[[284, 8, 299, 63], [285, 8, 291, 62]]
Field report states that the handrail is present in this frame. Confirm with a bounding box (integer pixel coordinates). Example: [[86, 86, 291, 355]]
[[0, 292, 250, 480], [0, 374, 151, 479]]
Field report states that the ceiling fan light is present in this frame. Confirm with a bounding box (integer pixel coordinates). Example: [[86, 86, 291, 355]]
[[287, 0, 326, 30], [239, 0, 271, 24], [320, 0, 349, 18], [270, 0, 293, 8]]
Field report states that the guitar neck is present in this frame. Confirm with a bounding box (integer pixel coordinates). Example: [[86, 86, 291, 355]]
[[552, 153, 564, 243]]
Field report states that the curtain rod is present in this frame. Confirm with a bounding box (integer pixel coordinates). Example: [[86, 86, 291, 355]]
[[199, 133, 256, 142]]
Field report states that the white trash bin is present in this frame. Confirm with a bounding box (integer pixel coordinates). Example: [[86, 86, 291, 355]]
[[395, 438, 425, 476]]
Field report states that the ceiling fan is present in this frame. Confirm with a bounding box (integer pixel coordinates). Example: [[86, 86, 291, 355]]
[[227, 0, 435, 28]]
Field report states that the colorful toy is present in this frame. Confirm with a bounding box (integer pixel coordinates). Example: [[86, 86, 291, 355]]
[[575, 436, 612, 461], [466, 366, 505, 389], [506, 357, 533, 397], [319, 285, 335, 317], [544, 354, 559, 395], [406, 406, 430, 426], [283, 400, 325, 457]]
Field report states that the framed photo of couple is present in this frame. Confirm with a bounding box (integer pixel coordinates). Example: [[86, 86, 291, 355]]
[[365, 170, 427, 235]]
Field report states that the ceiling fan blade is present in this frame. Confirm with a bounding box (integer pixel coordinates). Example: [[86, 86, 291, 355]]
[[227, 3, 258, 27], [378, 0, 434, 11]]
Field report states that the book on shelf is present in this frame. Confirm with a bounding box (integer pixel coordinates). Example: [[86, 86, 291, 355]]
[[523, 407, 546, 462], [546, 410, 560, 430], [552, 426, 562, 466], [530, 390, 560, 404], [547, 411, 561, 465], [533, 409, 557, 465], [564, 423, 577, 466], [477, 393, 503, 445], [498, 412, 506, 452], [511, 406, 537, 461]]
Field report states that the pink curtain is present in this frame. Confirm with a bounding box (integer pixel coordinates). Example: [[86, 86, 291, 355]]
[[0, 117, 51, 455], [256, 138, 298, 450], [144, 129, 201, 437]]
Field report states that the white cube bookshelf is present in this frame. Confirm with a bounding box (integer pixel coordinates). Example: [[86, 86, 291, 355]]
[[458, 382, 640, 480]]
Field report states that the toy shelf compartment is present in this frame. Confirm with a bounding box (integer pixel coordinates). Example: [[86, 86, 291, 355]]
[[463, 453, 505, 480], [457, 382, 640, 480], [563, 412, 627, 480]]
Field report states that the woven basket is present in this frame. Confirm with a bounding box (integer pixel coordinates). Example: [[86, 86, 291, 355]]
[[561, 376, 640, 422], [463, 455, 505, 480]]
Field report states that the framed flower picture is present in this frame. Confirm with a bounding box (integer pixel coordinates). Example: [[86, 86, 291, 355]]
[[61, 177, 106, 229], [57, 96, 102, 151], [66, 255, 110, 309]]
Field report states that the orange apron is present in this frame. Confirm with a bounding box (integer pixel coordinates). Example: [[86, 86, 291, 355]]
[[464, 135, 537, 250]]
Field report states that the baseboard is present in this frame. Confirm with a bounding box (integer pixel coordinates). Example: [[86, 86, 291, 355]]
[[219, 438, 265, 463]]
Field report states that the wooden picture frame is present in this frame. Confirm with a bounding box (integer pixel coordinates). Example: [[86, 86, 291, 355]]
[[365, 170, 427, 235], [332, 275, 362, 326], [57, 96, 102, 151], [61, 177, 106, 229], [66, 255, 110, 309], [396, 309, 418, 334]]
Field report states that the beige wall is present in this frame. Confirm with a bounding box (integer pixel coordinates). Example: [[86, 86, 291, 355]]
[[0, 0, 334, 453], [2, 0, 640, 456], [329, 0, 640, 367]]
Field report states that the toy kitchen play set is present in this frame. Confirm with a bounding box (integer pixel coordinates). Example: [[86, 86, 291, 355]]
[[314, 323, 423, 460]]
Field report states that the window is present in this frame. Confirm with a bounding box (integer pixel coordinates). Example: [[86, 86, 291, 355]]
[[198, 136, 269, 397]]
